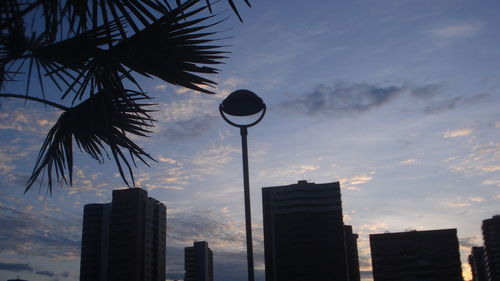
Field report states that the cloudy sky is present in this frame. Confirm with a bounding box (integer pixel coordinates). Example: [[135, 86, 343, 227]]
[[1, 0, 499, 280]]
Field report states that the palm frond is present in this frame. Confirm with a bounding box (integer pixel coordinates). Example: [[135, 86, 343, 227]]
[[110, 0, 228, 94], [26, 89, 156, 193], [0, 11, 28, 60], [1, 0, 252, 192], [1, 18, 125, 99], [61, 0, 173, 37], [0, 0, 42, 32], [30, 20, 124, 100], [205, 0, 252, 22], [42, 0, 59, 42], [226, 0, 251, 22], [3, 0, 233, 99]]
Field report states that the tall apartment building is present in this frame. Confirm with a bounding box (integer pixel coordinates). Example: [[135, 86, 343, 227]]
[[80, 203, 111, 281], [79, 188, 166, 281], [262, 180, 350, 281], [184, 241, 214, 281], [370, 229, 463, 281], [482, 215, 500, 281], [345, 225, 361, 281], [469, 246, 487, 281]]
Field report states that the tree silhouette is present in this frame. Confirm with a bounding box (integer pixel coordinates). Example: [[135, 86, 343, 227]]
[[0, 0, 250, 193]]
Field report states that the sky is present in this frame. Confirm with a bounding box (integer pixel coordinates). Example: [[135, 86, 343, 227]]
[[1, 0, 500, 280]]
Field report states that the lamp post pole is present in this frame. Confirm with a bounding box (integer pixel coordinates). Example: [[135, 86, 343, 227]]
[[219, 90, 266, 281], [240, 126, 255, 281]]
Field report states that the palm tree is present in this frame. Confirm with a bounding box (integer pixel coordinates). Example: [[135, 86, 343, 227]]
[[0, 0, 251, 193]]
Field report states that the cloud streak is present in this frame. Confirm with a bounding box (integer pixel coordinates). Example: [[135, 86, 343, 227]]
[[159, 114, 217, 141], [0, 205, 80, 260], [36, 270, 55, 277], [442, 196, 486, 208], [429, 22, 481, 39], [277, 82, 440, 117], [446, 142, 500, 176], [0, 262, 33, 272], [424, 94, 489, 114], [443, 129, 473, 138]]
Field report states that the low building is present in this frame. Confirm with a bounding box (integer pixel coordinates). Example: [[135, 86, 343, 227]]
[[469, 246, 487, 281], [370, 229, 463, 281], [345, 225, 361, 281], [184, 241, 214, 281]]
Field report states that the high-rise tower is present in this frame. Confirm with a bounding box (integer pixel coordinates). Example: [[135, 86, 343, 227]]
[[79, 188, 166, 281], [469, 246, 487, 281], [262, 180, 349, 281], [80, 203, 111, 281], [482, 215, 500, 281]]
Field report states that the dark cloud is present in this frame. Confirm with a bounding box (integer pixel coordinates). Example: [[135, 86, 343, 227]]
[[166, 248, 264, 281], [165, 213, 245, 278], [409, 83, 441, 99], [166, 246, 185, 277], [165, 211, 266, 281], [277, 82, 440, 117], [160, 114, 216, 141], [168, 213, 226, 241], [360, 270, 373, 277], [36, 270, 55, 277], [0, 205, 81, 259], [276, 82, 490, 117], [166, 272, 184, 280], [167, 212, 244, 245], [424, 93, 490, 114], [214, 259, 265, 281], [0, 262, 33, 272]]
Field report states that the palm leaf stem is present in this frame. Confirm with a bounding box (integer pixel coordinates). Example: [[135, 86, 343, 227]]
[[0, 93, 68, 110]]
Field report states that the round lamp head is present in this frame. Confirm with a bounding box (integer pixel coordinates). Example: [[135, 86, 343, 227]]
[[220, 89, 265, 116]]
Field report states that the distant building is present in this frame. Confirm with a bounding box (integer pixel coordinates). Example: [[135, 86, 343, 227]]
[[184, 241, 214, 281], [469, 246, 487, 281], [79, 188, 166, 281], [345, 225, 361, 281], [262, 180, 350, 281], [370, 228, 463, 281], [482, 215, 500, 281]]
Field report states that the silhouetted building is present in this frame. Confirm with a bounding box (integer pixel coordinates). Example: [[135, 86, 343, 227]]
[[345, 225, 361, 281], [469, 246, 487, 281], [370, 229, 463, 281], [482, 215, 500, 281], [80, 203, 111, 281], [262, 180, 349, 281], [79, 188, 166, 281], [184, 241, 214, 281]]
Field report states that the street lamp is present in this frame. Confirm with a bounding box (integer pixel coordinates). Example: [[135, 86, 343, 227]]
[[219, 89, 266, 281]]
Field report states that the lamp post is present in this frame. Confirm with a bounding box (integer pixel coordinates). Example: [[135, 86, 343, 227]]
[[219, 89, 266, 281]]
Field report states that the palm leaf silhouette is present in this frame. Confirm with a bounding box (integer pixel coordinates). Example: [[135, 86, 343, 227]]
[[110, 1, 228, 94], [1, 0, 252, 192], [27, 90, 155, 193]]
